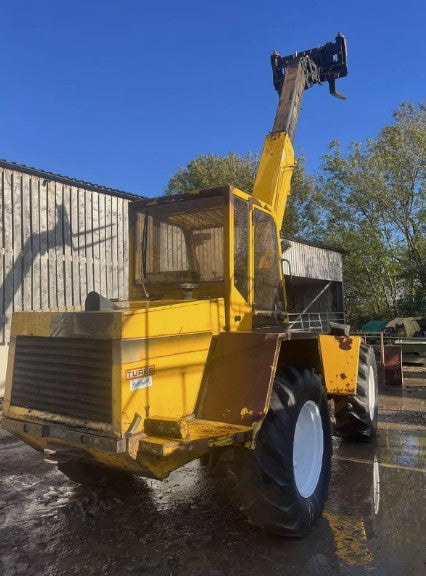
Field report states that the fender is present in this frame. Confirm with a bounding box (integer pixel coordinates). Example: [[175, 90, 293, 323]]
[[196, 332, 360, 432]]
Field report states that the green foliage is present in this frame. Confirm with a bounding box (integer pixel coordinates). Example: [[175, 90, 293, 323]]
[[315, 102, 426, 326], [164, 102, 425, 327], [282, 157, 319, 238], [165, 151, 315, 236], [165, 152, 259, 196]]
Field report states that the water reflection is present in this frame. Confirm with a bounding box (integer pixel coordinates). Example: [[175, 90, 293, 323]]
[[1, 419, 425, 576], [325, 427, 425, 574]]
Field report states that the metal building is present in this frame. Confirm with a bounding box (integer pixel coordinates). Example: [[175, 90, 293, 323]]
[[282, 238, 344, 331]]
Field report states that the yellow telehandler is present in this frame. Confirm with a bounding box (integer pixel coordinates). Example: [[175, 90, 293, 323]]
[[1, 34, 378, 536]]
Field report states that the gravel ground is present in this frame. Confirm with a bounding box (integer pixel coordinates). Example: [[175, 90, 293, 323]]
[[0, 367, 424, 576]]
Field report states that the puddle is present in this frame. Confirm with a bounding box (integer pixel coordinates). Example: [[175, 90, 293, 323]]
[[1, 382, 425, 576]]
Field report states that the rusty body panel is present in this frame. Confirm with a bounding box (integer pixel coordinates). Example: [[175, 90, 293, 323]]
[[196, 332, 284, 426], [2, 322, 361, 480], [318, 334, 361, 394], [278, 335, 360, 395], [381, 346, 403, 387], [354, 332, 404, 387], [1, 416, 252, 480]]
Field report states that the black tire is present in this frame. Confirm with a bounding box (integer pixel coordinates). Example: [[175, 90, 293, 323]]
[[235, 366, 332, 537], [58, 460, 133, 488], [334, 343, 378, 442]]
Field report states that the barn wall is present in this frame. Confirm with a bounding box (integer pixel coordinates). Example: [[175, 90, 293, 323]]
[[282, 240, 344, 332], [282, 240, 343, 282], [0, 166, 130, 347]]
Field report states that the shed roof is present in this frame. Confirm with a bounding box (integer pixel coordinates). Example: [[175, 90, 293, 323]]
[[0, 159, 142, 200], [283, 235, 347, 255]]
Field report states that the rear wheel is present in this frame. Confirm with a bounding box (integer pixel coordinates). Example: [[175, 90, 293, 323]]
[[334, 343, 378, 442], [235, 366, 332, 537]]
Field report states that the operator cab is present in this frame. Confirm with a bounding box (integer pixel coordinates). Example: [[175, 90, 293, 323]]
[[129, 186, 285, 328]]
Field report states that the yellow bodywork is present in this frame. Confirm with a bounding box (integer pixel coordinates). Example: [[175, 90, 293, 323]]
[[5, 300, 226, 438], [252, 131, 295, 226], [1, 127, 361, 480], [3, 306, 360, 479], [319, 334, 361, 394]]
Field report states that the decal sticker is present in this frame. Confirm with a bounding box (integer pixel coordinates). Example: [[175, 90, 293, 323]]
[[126, 366, 155, 380], [130, 376, 152, 391]]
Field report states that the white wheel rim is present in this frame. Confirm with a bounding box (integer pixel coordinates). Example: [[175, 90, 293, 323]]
[[293, 400, 324, 498], [373, 456, 380, 515], [368, 365, 376, 421]]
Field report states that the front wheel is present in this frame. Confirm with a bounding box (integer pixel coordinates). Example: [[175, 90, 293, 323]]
[[334, 343, 378, 442], [235, 366, 332, 537]]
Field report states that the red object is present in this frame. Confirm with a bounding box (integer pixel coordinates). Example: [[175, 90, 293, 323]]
[[383, 345, 403, 386], [373, 344, 403, 386]]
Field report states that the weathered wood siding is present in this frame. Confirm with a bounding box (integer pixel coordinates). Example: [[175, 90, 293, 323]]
[[282, 240, 343, 282], [0, 165, 131, 345]]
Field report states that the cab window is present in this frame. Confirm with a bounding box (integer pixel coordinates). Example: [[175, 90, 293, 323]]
[[253, 209, 281, 311]]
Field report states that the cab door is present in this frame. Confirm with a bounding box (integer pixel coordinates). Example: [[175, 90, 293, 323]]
[[252, 206, 285, 325]]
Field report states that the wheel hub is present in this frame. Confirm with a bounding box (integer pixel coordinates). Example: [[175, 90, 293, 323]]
[[293, 400, 324, 498]]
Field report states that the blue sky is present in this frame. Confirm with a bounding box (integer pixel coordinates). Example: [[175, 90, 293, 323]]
[[1, 1, 424, 197]]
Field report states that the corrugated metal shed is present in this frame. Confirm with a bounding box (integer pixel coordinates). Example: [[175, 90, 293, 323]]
[[282, 237, 343, 282], [282, 238, 345, 331], [0, 159, 139, 346]]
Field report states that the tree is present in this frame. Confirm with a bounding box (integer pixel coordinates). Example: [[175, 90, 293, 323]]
[[282, 156, 319, 238], [315, 102, 425, 324], [165, 152, 258, 196], [165, 151, 316, 237], [164, 103, 425, 326]]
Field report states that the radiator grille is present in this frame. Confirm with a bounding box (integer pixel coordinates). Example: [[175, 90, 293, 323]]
[[11, 337, 113, 423]]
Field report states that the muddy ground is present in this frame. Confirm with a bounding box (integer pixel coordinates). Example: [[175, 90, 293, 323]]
[[0, 367, 425, 576]]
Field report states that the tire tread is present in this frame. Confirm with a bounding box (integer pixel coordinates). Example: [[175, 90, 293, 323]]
[[236, 366, 332, 537]]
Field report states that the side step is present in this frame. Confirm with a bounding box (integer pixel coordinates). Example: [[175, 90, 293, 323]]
[[137, 417, 253, 457]]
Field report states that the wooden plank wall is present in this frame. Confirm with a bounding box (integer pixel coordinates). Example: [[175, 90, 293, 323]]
[[0, 166, 130, 345]]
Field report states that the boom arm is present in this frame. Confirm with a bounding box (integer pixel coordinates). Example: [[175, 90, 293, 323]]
[[252, 34, 348, 228]]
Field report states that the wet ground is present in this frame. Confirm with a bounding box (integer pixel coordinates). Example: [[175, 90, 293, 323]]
[[0, 367, 425, 576]]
